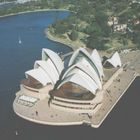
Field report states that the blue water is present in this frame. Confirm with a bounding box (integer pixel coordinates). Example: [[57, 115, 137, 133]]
[[0, 11, 71, 95], [0, 11, 139, 140]]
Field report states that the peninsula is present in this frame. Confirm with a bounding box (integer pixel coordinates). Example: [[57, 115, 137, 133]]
[[12, 0, 140, 128], [13, 47, 140, 128]]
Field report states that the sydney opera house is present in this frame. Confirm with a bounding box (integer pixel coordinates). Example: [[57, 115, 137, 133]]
[[13, 48, 123, 127]]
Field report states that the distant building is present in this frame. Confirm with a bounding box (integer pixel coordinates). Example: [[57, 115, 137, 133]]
[[130, 0, 140, 5], [108, 16, 119, 26], [133, 19, 140, 25], [113, 24, 127, 33], [108, 16, 127, 33]]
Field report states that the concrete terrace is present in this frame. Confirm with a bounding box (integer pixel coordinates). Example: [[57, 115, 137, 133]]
[[91, 68, 137, 127]]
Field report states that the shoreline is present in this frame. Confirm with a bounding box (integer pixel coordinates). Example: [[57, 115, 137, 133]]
[[0, 8, 70, 18], [0, 7, 78, 52], [45, 29, 85, 51], [0, 7, 82, 52]]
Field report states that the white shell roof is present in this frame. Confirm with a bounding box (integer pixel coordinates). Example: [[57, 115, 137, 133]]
[[91, 49, 104, 77], [58, 73, 98, 95], [23, 48, 105, 94], [68, 48, 103, 80], [61, 62, 102, 89], [42, 48, 64, 75], [34, 60, 59, 84], [25, 67, 52, 86], [106, 52, 122, 67]]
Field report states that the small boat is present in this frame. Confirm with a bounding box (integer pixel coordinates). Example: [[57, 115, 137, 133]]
[[18, 36, 22, 44]]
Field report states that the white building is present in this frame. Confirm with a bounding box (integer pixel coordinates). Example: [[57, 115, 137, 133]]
[[19, 48, 64, 100], [113, 24, 127, 33], [13, 48, 122, 126], [108, 16, 119, 26]]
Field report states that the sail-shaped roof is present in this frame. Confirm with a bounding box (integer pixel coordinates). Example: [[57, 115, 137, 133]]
[[34, 60, 59, 84], [61, 62, 102, 89], [58, 73, 98, 95], [91, 49, 104, 77], [42, 48, 64, 75], [24, 48, 64, 87], [25, 67, 52, 86], [68, 48, 103, 80], [106, 52, 122, 68]]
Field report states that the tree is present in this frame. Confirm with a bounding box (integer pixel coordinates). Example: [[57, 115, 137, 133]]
[[53, 20, 68, 34], [69, 30, 78, 41], [132, 32, 140, 49], [86, 35, 107, 50], [52, 0, 62, 9]]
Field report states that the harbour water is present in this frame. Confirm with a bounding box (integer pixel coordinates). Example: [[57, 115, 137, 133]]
[[0, 11, 139, 140]]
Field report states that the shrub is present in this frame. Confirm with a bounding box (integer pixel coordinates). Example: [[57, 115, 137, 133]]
[[69, 30, 78, 41]]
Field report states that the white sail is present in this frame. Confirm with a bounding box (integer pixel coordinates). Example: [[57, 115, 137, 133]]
[[18, 36, 22, 44]]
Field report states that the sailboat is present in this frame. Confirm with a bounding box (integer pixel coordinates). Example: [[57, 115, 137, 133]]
[[18, 36, 22, 44]]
